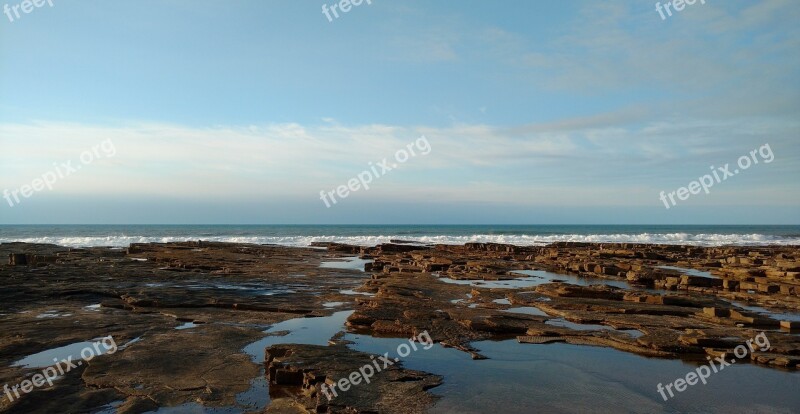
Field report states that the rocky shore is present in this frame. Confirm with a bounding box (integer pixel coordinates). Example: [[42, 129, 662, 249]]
[[1, 241, 798, 413], [345, 242, 800, 363]]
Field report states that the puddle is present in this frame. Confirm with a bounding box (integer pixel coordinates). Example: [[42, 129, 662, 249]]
[[175, 322, 198, 330], [725, 300, 800, 323], [657, 266, 716, 279], [92, 400, 124, 414], [344, 335, 800, 413], [84, 304, 102, 311], [226, 305, 800, 413], [492, 299, 511, 305], [513, 270, 632, 289], [183, 282, 300, 296], [12, 339, 116, 369], [320, 256, 373, 272], [623, 329, 645, 339], [119, 337, 142, 350], [130, 258, 148, 262], [504, 307, 548, 317], [438, 270, 634, 290], [544, 318, 644, 338], [323, 301, 346, 308], [243, 310, 354, 362], [546, 318, 614, 332], [35, 311, 72, 318], [236, 311, 355, 412], [339, 289, 375, 297], [438, 275, 545, 289], [450, 293, 474, 305]]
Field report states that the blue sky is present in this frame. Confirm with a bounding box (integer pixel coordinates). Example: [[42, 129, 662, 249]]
[[1, 0, 798, 224]]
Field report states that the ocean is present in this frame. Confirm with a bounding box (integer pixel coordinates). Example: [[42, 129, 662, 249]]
[[1, 224, 799, 247]]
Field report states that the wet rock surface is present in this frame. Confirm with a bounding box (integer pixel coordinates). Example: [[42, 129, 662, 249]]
[[0, 242, 369, 413], [354, 242, 800, 365], [265, 343, 441, 414], [1, 241, 799, 413]]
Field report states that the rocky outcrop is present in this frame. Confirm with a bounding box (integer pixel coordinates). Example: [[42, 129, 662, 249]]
[[1, 240, 798, 413], [353, 242, 800, 369], [0, 242, 372, 413], [265, 344, 442, 413]]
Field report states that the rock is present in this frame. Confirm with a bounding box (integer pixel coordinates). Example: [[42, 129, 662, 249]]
[[517, 336, 566, 344], [265, 344, 442, 413], [703, 307, 731, 318], [8, 253, 28, 265], [723, 279, 740, 290], [681, 275, 723, 288], [2, 240, 799, 413]]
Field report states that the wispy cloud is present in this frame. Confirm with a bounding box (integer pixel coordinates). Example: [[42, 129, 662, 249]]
[[2, 114, 797, 207]]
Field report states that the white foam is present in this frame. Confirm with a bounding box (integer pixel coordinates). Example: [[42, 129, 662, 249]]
[[0, 233, 798, 248]]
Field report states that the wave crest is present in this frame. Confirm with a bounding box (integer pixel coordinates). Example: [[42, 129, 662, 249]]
[[1, 233, 797, 248]]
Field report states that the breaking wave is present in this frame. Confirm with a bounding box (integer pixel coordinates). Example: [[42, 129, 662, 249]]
[[1, 233, 798, 248]]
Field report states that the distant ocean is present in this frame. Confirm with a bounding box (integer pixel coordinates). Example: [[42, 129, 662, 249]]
[[1, 225, 799, 248]]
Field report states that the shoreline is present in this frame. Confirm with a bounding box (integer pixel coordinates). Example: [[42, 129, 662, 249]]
[[3, 224, 800, 249]]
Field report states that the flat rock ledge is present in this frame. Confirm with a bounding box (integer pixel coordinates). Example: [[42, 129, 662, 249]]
[[265, 344, 442, 414]]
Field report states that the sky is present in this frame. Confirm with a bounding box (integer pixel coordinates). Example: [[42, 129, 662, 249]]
[[0, 0, 798, 224]]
